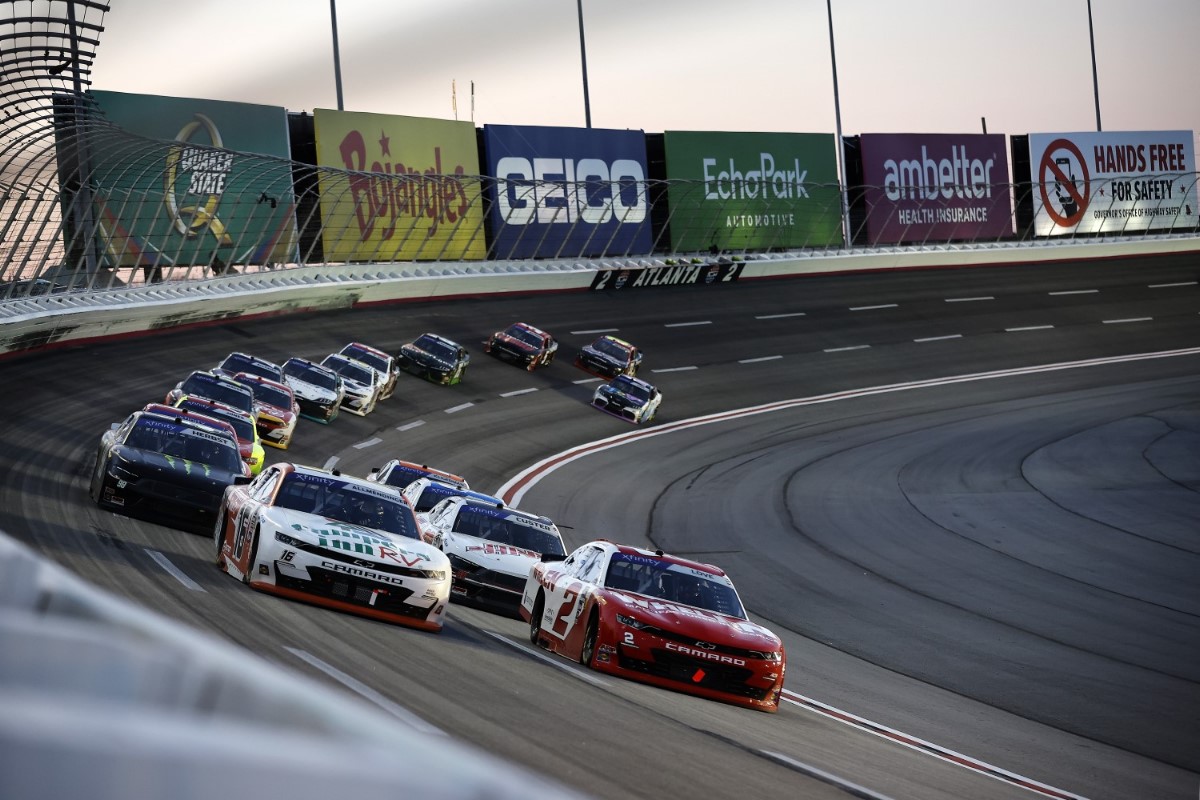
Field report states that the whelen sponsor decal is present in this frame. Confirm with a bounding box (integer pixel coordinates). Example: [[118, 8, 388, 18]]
[[665, 641, 746, 666]]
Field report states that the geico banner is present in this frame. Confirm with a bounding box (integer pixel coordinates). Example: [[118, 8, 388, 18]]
[[75, 91, 298, 269], [1029, 130, 1198, 236], [661, 131, 843, 251], [313, 110, 486, 261], [482, 125, 652, 259], [860, 133, 1014, 244]]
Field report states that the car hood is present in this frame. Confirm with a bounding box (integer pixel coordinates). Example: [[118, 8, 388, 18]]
[[402, 345, 451, 368], [444, 532, 542, 576], [284, 377, 338, 402], [113, 446, 243, 487], [604, 590, 781, 649], [254, 401, 295, 420], [263, 507, 448, 570], [495, 333, 536, 352]]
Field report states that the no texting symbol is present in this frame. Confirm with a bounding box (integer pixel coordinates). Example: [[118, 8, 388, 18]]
[[1039, 139, 1091, 227]]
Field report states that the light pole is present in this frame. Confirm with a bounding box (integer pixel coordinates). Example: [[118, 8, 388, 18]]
[[1086, 0, 1101, 131], [330, 0, 345, 111], [576, 0, 592, 128], [825, 0, 850, 245]]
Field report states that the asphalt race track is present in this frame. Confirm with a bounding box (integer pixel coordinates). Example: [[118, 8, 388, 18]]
[[2, 254, 1198, 800]]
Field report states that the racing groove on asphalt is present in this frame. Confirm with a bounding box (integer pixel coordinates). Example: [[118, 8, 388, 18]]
[[1, 255, 1198, 800]]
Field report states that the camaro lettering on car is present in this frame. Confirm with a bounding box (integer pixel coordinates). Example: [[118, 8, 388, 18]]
[[320, 561, 405, 586], [664, 642, 746, 666]]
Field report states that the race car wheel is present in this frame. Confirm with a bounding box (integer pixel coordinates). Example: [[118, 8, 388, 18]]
[[242, 526, 260, 585], [213, 505, 228, 568], [579, 613, 600, 668], [87, 453, 103, 502], [451, 364, 465, 384], [528, 592, 545, 646]]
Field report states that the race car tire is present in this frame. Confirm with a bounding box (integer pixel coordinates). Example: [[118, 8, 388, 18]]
[[451, 364, 465, 384], [579, 612, 600, 668], [213, 504, 228, 568], [242, 525, 260, 585], [87, 453, 103, 502], [528, 592, 545, 646]]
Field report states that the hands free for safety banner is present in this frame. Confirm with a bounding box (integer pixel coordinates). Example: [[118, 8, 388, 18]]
[[81, 91, 298, 269], [481, 125, 652, 259], [661, 131, 843, 251], [1029, 131, 1197, 236], [859, 133, 1014, 244], [312, 110, 486, 261]]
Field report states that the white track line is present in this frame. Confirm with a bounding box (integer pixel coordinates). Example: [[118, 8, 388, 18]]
[[651, 366, 698, 373], [1049, 289, 1098, 295], [352, 437, 381, 449], [740, 355, 783, 364], [1102, 317, 1152, 324], [945, 296, 994, 302], [501, 388, 539, 397], [144, 549, 205, 592], [1006, 325, 1054, 332], [761, 750, 897, 800], [824, 345, 871, 353], [665, 320, 712, 328], [322, 456, 340, 470], [397, 420, 425, 431], [444, 403, 474, 414], [850, 304, 898, 311], [284, 647, 444, 736], [914, 334, 963, 342], [1148, 281, 1196, 288], [756, 312, 807, 319], [483, 631, 610, 687], [571, 328, 619, 335]]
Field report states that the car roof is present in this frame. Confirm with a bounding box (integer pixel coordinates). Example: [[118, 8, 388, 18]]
[[184, 369, 249, 388], [286, 464, 406, 496], [222, 351, 280, 368], [604, 541, 726, 577], [343, 342, 391, 359], [233, 372, 291, 391], [414, 332, 459, 347], [143, 403, 238, 433], [596, 335, 634, 348], [610, 375, 655, 390], [135, 409, 239, 443]]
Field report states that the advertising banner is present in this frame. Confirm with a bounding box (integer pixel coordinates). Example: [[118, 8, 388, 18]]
[[1028, 130, 1197, 236], [313, 110, 486, 261], [859, 133, 1013, 244], [661, 131, 843, 251], [589, 260, 743, 291], [482, 125, 652, 259], [82, 90, 297, 270]]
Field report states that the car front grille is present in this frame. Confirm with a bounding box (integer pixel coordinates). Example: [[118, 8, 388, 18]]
[[275, 566, 429, 618], [619, 648, 770, 700]]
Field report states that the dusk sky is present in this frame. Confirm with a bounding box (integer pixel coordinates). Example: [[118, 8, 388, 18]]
[[90, 0, 1197, 145]]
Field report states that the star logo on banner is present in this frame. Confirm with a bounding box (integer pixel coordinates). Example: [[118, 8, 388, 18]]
[[378, 131, 391, 157]]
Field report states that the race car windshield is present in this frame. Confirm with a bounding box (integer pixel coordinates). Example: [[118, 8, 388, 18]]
[[412, 482, 463, 512], [181, 375, 254, 414], [603, 555, 746, 619], [610, 376, 651, 402], [453, 508, 566, 555], [593, 338, 631, 361], [413, 334, 457, 361], [326, 357, 374, 386], [274, 475, 419, 539], [505, 325, 542, 348], [285, 362, 338, 391], [342, 346, 388, 373], [125, 421, 241, 471], [220, 354, 279, 381], [176, 402, 254, 440], [244, 381, 292, 411]]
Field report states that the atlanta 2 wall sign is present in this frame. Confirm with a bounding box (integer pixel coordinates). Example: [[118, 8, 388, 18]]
[[1029, 130, 1197, 236], [590, 260, 743, 291]]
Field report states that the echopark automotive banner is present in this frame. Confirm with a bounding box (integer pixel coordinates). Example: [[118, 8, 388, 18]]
[[1028, 130, 1198, 236], [859, 133, 1014, 244], [481, 125, 652, 259]]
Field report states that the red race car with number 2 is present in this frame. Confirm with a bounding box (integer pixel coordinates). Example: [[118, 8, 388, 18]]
[[520, 540, 786, 712]]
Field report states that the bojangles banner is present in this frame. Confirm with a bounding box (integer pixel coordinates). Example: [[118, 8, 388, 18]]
[[313, 110, 486, 261]]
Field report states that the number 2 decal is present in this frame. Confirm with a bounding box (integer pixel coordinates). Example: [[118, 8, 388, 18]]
[[552, 581, 584, 635]]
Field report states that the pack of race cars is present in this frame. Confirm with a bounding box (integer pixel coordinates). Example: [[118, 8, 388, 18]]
[[88, 326, 785, 712]]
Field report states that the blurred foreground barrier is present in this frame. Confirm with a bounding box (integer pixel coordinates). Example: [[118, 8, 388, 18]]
[[0, 529, 588, 800]]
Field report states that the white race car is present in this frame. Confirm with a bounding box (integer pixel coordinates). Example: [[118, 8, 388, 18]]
[[591, 374, 663, 424], [214, 463, 451, 632], [320, 353, 383, 416], [420, 495, 566, 616], [281, 357, 344, 424]]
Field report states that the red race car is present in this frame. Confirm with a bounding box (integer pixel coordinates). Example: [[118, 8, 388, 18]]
[[521, 540, 786, 712], [484, 322, 558, 371]]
